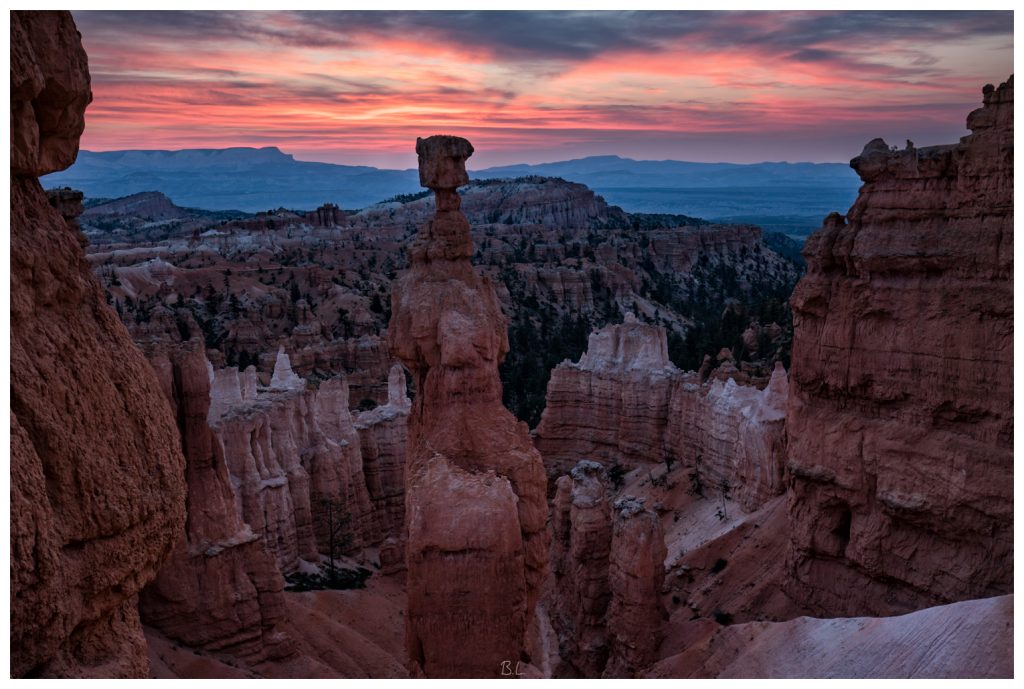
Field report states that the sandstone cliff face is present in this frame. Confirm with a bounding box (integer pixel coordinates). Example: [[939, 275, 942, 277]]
[[10, 10, 186, 677], [138, 343, 292, 663], [536, 315, 682, 475], [389, 136, 550, 677], [210, 353, 378, 573], [536, 319, 788, 511], [353, 364, 411, 546], [785, 77, 1014, 616]]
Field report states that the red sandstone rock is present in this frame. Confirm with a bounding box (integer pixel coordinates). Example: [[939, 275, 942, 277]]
[[139, 344, 293, 663], [10, 11, 185, 677], [603, 496, 667, 678], [10, 11, 92, 176], [536, 319, 788, 511], [785, 76, 1014, 616], [211, 357, 378, 572], [389, 135, 550, 677], [550, 461, 613, 677], [354, 364, 411, 545]]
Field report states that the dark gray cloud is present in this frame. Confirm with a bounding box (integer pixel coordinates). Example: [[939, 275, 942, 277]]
[[73, 10, 1013, 65]]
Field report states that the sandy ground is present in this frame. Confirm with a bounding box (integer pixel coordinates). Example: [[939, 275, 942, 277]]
[[145, 570, 408, 678]]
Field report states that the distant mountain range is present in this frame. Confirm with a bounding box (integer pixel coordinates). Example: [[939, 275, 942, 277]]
[[44, 147, 861, 235]]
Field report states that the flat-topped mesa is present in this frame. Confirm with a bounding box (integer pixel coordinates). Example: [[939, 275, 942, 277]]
[[389, 136, 549, 678]]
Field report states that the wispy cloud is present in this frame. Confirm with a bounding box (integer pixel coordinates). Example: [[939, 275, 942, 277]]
[[71, 10, 1013, 166]]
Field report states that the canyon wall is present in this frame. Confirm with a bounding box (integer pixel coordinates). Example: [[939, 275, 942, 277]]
[[389, 136, 550, 677], [138, 343, 293, 663], [536, 318, 788, 511], [10, 11, 186, 677], [210, 351, 395, 573], [785, 77, 1014, 615]]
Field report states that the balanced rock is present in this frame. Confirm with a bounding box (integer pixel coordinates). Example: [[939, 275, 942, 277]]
[[389, 135, 549, 677]]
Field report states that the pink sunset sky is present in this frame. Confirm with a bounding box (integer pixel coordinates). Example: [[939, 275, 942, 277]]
[[73, 10, 1013, 168]]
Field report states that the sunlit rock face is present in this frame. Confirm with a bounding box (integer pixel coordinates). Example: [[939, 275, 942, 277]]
[[10, 10, 186, 677], [389, 135, 550, 677], [785, 77, 1014, 616]]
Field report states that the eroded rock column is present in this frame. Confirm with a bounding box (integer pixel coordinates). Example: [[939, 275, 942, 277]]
[[388, 136, 550, 677]]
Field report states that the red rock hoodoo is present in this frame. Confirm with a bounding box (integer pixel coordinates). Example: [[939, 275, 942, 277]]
[[10, 10, 187, 677], [388, 136, 550, 677], [138, 342, 293, 663], [785, 76, 1014, 615]]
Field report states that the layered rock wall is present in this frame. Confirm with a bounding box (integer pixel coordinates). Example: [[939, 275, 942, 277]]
[[536, 319, 788, 511], [785, 77, 1014, 615], [11, 10, 186, 677], [210, 355, 378, 573], [353, 364, 411, 544], [138, 344, 292, 662]]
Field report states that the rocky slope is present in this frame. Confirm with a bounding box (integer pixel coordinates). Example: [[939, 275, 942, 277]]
[[785, 76, 1014, 616], [389, 136, 550, 677], [648, 594, 1013, 679], [10, 10, 186, 677]]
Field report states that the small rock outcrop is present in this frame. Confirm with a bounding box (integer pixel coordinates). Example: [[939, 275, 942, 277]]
[[388, 136, 550, 677], [786, 77, 1014, 615], [11, 10, 186, 677]]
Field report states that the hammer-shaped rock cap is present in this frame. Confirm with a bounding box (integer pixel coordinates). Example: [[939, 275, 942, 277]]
[[416, 135, 474, 190]]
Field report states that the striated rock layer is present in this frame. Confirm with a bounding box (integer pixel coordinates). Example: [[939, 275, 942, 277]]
[[138, 343, 293, 663], [354, 364, 411, 546], [785, 77, 1014, 616], [389, 135, 550, 677], [210, 353, 378, 573], [10, 10, 186, 677], [536, 318, 788, 511]]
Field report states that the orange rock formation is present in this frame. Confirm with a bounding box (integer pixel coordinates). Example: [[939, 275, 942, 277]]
[[388, 136, 550, 677], [10, 10, 186, 677], [786, 76, 1014, 616]]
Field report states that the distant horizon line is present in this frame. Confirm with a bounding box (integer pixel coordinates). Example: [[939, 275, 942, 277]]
[[73, 145, 854, 170]]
